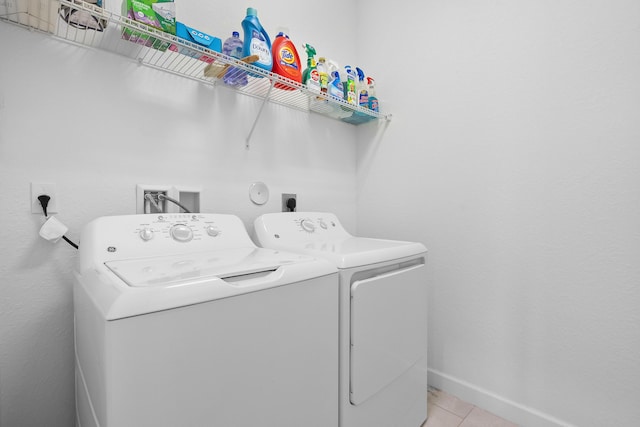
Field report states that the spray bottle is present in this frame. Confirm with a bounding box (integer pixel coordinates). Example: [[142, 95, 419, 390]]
[[302, 44, 321, 93], [356, 67, 369, 108], [367, 76, 379, 112], [343, 65, 357, 105]]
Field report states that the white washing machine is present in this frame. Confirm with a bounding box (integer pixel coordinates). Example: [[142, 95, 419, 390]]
[[254, 212, 428, 427], [74, 213, 339, 427]]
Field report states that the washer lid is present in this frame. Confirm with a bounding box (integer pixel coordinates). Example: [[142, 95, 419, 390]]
[[294, 237, 426, 269], [105, 247, 288, 288], [79, 247, 337, 320]]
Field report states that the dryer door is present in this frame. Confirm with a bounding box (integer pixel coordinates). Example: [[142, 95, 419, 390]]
[[350, 262, 427, 405]]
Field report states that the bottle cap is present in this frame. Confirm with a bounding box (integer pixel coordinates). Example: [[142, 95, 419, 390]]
[[247, 7, 257, 16], [232, 31, 239, 37], [356, 67, 365, 81], [275, 26, 290, 38]]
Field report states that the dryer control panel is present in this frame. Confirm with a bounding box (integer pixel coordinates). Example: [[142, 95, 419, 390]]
[[255, 212, 352, 244]]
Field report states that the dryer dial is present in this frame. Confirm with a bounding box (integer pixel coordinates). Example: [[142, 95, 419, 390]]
[[300, 219, 316, 233]]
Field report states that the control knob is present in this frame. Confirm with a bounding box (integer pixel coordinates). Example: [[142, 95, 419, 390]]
[[300, 219, 316, 233], [206, 226, 220, 237], [139, 228, 154, 241], [170, 224, 193, 242]]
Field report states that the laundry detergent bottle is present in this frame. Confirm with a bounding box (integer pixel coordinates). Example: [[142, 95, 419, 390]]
[[242, 7, 272, 75], [272, 32, 302, 90]]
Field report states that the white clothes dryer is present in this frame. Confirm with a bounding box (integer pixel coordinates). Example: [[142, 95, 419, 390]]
[[254, 212, 428, 427], [74, 213, 339, 427]]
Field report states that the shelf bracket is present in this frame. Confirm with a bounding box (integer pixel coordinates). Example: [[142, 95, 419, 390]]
[[245, 80, 275, 150]]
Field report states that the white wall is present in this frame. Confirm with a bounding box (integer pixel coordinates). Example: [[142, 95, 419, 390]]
[[357, 1, 640, 426], [0, 1, 359, 425]]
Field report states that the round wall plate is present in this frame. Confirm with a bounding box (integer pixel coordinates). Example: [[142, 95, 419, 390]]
[[249, 182, 269, 205]]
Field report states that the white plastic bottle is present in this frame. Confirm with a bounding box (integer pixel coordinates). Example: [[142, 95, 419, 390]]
[[317, 57, 329, 95]]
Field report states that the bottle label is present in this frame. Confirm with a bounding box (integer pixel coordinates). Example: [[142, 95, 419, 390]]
[[250, 30, 271, 65], [369, 97, 379, 112], [359, 89, 369, 107], [330, 83, 342, 99], [307, 69, 321, 93], [278, 46, 299, 70], [319, 72, 329, 93], [346, 80, 357, 105]]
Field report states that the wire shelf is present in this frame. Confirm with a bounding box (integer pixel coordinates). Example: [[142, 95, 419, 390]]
[[1, 0, 390, 131]]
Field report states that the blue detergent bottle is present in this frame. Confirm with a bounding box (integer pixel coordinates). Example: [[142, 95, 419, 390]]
[[241, 7, 272, 75]]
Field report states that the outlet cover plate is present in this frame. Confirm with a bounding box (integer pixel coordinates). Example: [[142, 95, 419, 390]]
[[31, 182, 58, 214], [282, 193, 297, 212]]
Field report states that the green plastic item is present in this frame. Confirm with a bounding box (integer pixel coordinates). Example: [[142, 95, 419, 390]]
[[302, 43, 317, 85], [302, 43, 321, 93]]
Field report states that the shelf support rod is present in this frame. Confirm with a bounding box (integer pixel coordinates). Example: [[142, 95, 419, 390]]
[[246, 80, 275, 150]]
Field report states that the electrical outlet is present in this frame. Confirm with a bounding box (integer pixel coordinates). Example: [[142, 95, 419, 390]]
[[31, 182, 58, 214], [282, 193, 297, 212]]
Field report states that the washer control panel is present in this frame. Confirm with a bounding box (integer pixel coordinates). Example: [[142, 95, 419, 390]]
[[81, 213, 256, 264], [134, 214, 223, 243]]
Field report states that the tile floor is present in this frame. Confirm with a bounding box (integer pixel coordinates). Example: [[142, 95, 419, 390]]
[[423, 387, 518, 427]]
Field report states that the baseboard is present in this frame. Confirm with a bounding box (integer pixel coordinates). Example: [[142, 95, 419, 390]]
[[427, 368, 575, 427]]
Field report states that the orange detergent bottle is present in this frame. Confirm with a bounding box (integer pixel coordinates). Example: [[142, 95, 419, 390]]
[[271, 32, 302, 90]]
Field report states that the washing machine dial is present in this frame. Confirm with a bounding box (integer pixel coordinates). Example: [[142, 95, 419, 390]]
[[205, 225, 220, 237], [170, 224, 193, 242], [139, 227, 154, 241], [318, 220, 328, 230], [300, 219, 316, 233]]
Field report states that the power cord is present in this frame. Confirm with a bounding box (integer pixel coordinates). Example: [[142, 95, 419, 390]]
[[144, 193, 191, 214], [37, 195, 79, 250], [159, 194, 191, 213]]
